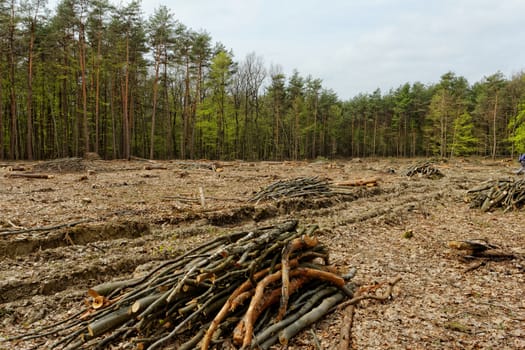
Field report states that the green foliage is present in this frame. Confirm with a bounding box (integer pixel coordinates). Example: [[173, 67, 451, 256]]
[[508, 104, 525, 154], [451, 112, 479, 156]]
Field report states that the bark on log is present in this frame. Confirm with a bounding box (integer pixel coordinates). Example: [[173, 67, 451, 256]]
[[143, 165, 168, 170], [87, 307, 133, 337], [242, 269, 284, 347], [278, 236, 319, 321], [7, 166, 27, 171], [233, 276, 308, 346], [200, 260, 299, 350], [339, 297, 358, 350], [334, 178, 378, 187], [253, 286, 337, 349], [278, 291, 346, 345], [242, 267, 348, 348], [4, 173, 54, 179], [447, 239, 498, 254], [131, 294, 162, 314], [89, 278, 142, 297]]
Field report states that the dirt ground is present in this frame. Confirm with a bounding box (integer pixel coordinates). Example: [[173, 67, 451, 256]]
[[0, 157, 524, 349]]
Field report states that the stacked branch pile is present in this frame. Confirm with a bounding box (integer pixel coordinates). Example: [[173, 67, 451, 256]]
[[248, 176, 378, 203], [248, 177, 332, 203], [467, 178, 525, 212], [404, 161, 444, 178], [32, 157, 87, 172], [7, 220, 356, 350]]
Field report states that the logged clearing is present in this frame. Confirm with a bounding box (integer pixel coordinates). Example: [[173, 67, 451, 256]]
[[0, 157, 524, 349]]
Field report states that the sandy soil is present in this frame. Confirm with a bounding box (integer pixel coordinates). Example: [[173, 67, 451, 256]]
[[0, 157, 524, 349]]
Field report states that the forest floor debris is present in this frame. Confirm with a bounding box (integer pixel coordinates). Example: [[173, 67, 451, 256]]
[[248, 177, 332, 203], [467, 178, 525, 212], [1, 158, 524, 349], [404, 160, 444, 178]]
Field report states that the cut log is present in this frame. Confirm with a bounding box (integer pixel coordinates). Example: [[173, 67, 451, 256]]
[[334, 178, 378, 187], [199, 187, 206, 207], [143, 165, 168, 170], [448, 239, 515, 260], [87, 307, 133, 337], [7, 166, 28, 171], [131, 294, 162, 314], [447, 239, 498, 254], [88, 278, 142, 297], [279, 291, 346, 345], [4, 173, 54, 179], [278, 235, 319, 321], [253, 286, 338, 348]]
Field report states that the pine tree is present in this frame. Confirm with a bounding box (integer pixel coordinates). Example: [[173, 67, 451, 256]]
[[508, 103, 525, 154], [450, 112, 478, 156]]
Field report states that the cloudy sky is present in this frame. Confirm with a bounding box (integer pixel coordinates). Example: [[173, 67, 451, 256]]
[[57, 0, 525, 99]]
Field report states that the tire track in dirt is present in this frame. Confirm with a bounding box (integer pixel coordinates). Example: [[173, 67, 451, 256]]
[[0, 224, 172, 304], [295, 178, 459, 230], [0, 220, 150, 258]]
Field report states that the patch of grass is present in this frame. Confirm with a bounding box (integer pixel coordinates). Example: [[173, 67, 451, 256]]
[[158, 244, 175, 254], [444, 321, 471, 333], [402, 230, 414, 239]]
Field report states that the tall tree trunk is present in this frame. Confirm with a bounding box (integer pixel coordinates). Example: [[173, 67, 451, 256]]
[[130, 90, 135, 156], [27, 20, 35, 160], [8, 0, 18, 160], [439, 93, 446, 158], [150, 49, 160, 159], [294, 101, 299, 160], [372, 113, 378, 157], [79, 23, 89, 155], [242, 90, 249, 159], [190, 59, 203, 159], [274, 99, 280, 160], [232, 93, 241, 159], [403, 114, 408, 157], [110, 77, 117, 159], [162, 51, 172, 158], [312, 102, 317, 159], [123, 34, 130, 159], [362, 114, 367, 157], [181, 57, 190, 159], [94, 32, 102, 155], [492, 93, 498, 159], [350, 114, 356, 157], [60, 54, 68, 157], [217, 86, 225, 159]]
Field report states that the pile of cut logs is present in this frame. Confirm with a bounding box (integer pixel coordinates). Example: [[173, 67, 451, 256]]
[[7, 221, 358, 350], [248, 176, 379, 203], [32, 157, 87, 172], [467, 178, 525, 212], [248, 177, 332, 203], [404, 161, 444, 178]]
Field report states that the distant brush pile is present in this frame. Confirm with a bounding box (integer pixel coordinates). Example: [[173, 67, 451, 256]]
[[404, 161, 444, 179]]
